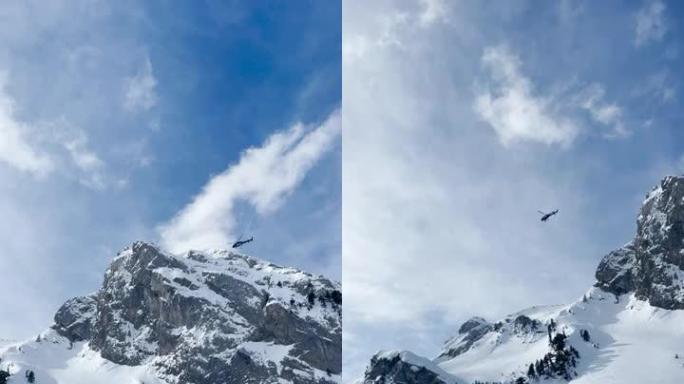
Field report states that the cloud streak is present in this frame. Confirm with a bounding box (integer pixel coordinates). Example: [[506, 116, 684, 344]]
[[475, 46, 628, 146], [0, 74, 53, 176], [635, 1, 667, 47], [124, 57, 158, 112], [159, 110, 340, 253], [475, 45, 578, 147], [578, 84, 627, 138]]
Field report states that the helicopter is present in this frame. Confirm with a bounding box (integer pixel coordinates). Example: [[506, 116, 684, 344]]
[[538, 209, 559, 222], [232, 236, 254, 248]]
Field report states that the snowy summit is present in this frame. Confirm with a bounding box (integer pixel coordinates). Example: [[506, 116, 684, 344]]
[[0, 241, 342, 384]]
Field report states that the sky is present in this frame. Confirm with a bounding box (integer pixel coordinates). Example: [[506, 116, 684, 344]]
[[343, 0, 684, 381], [0, 0, 340, 340]]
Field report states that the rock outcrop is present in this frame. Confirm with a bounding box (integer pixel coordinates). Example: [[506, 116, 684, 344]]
[[364, 352, 458, 384], [595, 176, 684, 309]]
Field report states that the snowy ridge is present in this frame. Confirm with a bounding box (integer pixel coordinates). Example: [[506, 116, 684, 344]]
[[362, 176, 684, 383], [1, 331, 165, 384], [434, 287, 684, 383], [1, 241, 341, 384]]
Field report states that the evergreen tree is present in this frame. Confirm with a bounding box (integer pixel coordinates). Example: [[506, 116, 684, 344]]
[[550, 333, 566, 351], [331, 290, 342, 305], [527, 363, 536, 379], [0, 369, 9, 384], [535, 360, 544, 378], [26, 370, 35, 383], [580, 329, 591, 342]]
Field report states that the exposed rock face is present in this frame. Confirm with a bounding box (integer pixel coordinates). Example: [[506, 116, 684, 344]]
[[53, 295, 97, 341], [512, 314, 540, 334], [437, 317, 493, 360], [52, 241, 341, 384], [595, 176, 684, 309], [594, 245, 636, 295], [364, 352, 456, 384], [457, 316, 488, 334]]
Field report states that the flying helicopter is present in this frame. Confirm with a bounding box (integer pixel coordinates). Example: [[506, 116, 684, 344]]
[[538, 209, 559, 222], [232, 236, 254, 248]]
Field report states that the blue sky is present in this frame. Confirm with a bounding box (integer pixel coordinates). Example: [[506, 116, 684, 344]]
[[344, 0, 684, 381], [0, 0, 340, 340]]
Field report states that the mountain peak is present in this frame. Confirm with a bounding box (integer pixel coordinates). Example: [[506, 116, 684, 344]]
[[11, 242, 342, 384], [595, 175, 684, 309]]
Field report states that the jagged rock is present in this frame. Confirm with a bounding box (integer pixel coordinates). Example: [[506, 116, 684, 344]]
[[457, 317, 488, 334], [52, 295, 97, 342], [595, 244, 637, 295], [512, 315, 540, 334], [364, 352, 457, 384], [437, 317, 493, 360], [595, 176, 684, 309]]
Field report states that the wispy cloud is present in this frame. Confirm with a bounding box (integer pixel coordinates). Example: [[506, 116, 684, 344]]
[[475, 45, 578, 147], [0, 73, 53, 176], [635, 1, 667, 47], [53, 126, 109, 189], [475, 46, 628, 145], [123, 57, 158, 112], [419, 0, 448, 26], [578, 84, 627, 138], [159, 110, 340, 253], [0, 67, 121, 190]]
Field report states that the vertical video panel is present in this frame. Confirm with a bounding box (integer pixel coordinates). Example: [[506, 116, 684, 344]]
[[0, 2, 341, 383], [344, 1, 684, 383]]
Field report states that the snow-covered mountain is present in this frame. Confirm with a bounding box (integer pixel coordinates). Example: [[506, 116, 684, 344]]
[[362, 175, 684, 384], [0, 241, 341, 384]]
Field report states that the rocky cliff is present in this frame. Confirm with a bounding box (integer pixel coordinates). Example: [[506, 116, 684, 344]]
[[596, 175, 684, 308], [2, 241, 342, 384]]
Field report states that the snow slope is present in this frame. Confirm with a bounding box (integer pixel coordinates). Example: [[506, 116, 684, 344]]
[[435, 288, 684, 383], [1, 332, 164, 384]]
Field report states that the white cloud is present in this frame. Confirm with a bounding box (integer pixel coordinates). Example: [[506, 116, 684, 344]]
[[419, 0, 447, 25], [0, 73, 53, 176], [60, 130, 108, 189], [159, 110, 340, 253], [578, 84, 627, 138], [635, 1, 667, 47], [474, 45, 578, 147], [0, 71, 113, 188], [123, 57, 157, 112], [61, 132, 104, 173]]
